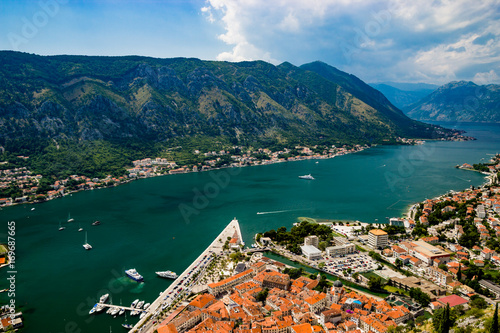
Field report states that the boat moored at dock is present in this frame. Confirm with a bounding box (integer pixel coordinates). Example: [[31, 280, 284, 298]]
[[155, 271, 178, 279]]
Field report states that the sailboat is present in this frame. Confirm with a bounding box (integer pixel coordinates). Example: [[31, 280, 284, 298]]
[[83, 232, 92, 250], [78, 221, 83, 232], [67, 213, 74, 223], [122, 311, 133, 329], [58, 220, 65, 231]]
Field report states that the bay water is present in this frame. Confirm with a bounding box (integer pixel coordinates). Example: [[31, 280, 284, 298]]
[[0, 122, 499, 332]]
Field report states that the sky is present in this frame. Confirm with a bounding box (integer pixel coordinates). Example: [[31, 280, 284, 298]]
[[0, 0, 499, 85]]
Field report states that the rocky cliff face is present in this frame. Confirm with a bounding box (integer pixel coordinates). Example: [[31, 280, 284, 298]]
[[0, 52, 448, 145]]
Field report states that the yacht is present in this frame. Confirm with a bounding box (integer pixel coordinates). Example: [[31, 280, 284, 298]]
[[298, 174, 315, 180], [95, 304, 105, 313], [125, 269, 144, 282], [89, 304, 98, 315], [143, 303, 150, 310], [131, 299, 139, 308], [83, 231, 92, 250], [137, 300, 145, 309], [155, 271, 178, 279], [118, 308, 125, 316], [99, 293, 109, 303], [92, 220, 101, 226], [110, 307, 120, 316]]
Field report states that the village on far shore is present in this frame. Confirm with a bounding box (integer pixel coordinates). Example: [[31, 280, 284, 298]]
[[0, 143, 373, 207]]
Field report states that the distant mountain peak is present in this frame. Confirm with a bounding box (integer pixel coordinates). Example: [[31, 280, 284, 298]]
[[406, 81, 500, 123]]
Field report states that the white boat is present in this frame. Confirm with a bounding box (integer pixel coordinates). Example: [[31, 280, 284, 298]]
[[89, 304, 98, 314], [130, 310, 140, 316], [137, 301, 145, 309], [96, 304, 105, 313], [83, 231, 92, 250], [68, 213, 74, 223], [106, 307, 113, 314], [125, 268, 143, 282], [58, 220, 65, 231], [110, 307, 119, 316], [131, 299, 139, 308], [156, 271, 178, 279], [31, 207, 35, 211], [298, 174, 315, 180], [78, 221, 83, 232], [140, 312, 146, 319], [143, 303, 150, 310], [122, 312, 133, 329], [118, 308, 125, 316], [99, 293, 109, 303]]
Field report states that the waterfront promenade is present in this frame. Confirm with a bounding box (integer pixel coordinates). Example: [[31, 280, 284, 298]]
[[130, 218, 243, 333]]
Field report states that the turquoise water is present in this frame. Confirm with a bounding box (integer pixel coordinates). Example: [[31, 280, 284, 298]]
[[0, 122, 499, 332]]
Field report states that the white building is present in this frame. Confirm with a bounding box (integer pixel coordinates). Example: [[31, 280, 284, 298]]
[[301, 245, 322, 260], [326, 244, 356, 257], [477, 205, 486, 219], [368, 229, 388, 249]]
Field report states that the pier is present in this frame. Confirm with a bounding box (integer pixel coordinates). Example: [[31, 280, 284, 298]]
[[130, 218, 243, 333], [98, 303, 144, 313]]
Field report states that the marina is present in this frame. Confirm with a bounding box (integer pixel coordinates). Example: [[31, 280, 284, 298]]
[[130, 218, 244, 332]]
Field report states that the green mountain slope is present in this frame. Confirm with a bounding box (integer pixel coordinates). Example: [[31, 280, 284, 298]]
[[405, 81, 500, 122], [0, 52, 454, 177]]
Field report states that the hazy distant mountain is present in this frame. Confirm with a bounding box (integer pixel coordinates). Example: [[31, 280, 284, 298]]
[[369, 82, 437, 110], [405, 81, 500, 123]]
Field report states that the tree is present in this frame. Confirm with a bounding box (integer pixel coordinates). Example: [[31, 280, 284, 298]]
[[470, 295, 488, 309], [256, 288, 269, 304], [433, 303, 454, 333], [457, 264, 462, 281], [409, 287, 431, 307], [368, 276, 383, 291], [415, 315, 426, 326], [491, 302, 499, 333], [395, 258, 403, 268]]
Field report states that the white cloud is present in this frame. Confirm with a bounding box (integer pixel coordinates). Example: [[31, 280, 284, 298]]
[[474, 70, 500, 84], [201, 0, 500, 84]]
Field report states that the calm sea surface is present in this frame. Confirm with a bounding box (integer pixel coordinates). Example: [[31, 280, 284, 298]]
[[0, 122, 499, 332]]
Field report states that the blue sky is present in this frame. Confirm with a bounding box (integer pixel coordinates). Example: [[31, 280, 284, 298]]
[[0, 0, 499, 85]]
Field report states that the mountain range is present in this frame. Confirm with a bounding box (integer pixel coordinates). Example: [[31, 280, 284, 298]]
[[369, 82, 438, 110], [404, 81, 500, 123], [0, 51, 454, 177]]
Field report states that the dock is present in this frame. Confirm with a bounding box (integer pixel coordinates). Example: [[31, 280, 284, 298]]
[[98, 303, 145, 312]]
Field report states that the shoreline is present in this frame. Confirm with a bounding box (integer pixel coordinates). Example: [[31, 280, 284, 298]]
[[1, 144, 371, 209], [404, 163, 497, 219]]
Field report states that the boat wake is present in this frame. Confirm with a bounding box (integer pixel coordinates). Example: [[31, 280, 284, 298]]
[[257, 209, 304, 215]]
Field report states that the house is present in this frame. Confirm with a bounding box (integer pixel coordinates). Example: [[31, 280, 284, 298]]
[[481, 248, 496, 260]]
